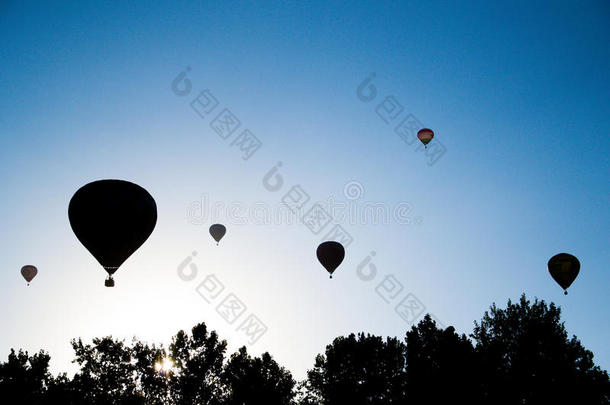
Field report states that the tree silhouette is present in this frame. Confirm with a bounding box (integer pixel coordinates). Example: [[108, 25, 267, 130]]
[[405, 315, 481, 404], [222, 346, 295, 405], [70, 337, 143, 404], [1, 296, 608, 404], [472, 294, 610, 404], [0, 349, 52, 404], [45, 373, 78, 404], [168, 323, 227, 405], [132, 341, 170, 405], [306, 333, 407, 404]]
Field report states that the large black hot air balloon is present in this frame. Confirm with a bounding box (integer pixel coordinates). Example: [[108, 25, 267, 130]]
[[317, 241, 345, 279], [68, 180, 157, 287], [209, 224, 226, 245], [548, 253, 580, 295]]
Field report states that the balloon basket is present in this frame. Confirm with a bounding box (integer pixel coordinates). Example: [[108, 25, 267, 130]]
[[105, 277, 115, 287]]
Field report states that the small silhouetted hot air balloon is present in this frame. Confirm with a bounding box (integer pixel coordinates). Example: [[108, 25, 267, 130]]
[[417, 128, 434, 148], [21, 265, 37, 286], [317, 241, 345, 279], [209, 224, 226, 245], [548, 253, 580, 295], [68, 180, 157, 287]]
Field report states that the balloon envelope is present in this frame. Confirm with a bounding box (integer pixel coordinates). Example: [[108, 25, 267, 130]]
[[548, 253, 580, 294], [209, 224, 226, 244], [317, 241, 345, 277], [417, 128, 434, 146], [21, 265, 37, 283], [68, 180, 157, 277]]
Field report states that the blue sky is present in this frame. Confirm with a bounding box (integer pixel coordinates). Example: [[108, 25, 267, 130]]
[[1, 1, 609, 379]]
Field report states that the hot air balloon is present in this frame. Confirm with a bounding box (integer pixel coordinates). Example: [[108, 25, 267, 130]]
[[317, 241, 345, 279], [548, 253, 580, 295], [209, 224, 226, 245], [21, 265, 37, 286], [68, 180, 157, 287], [417, 128, 434, 148]]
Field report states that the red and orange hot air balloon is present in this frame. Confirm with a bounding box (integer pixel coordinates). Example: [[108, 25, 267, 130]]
[[417, 128, 434, 148]]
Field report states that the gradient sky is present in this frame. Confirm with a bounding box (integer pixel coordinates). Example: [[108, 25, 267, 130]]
[[1, 1, 609, 379]]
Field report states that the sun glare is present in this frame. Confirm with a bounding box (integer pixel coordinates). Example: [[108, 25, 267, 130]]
[[154, 357, 174, 373]]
